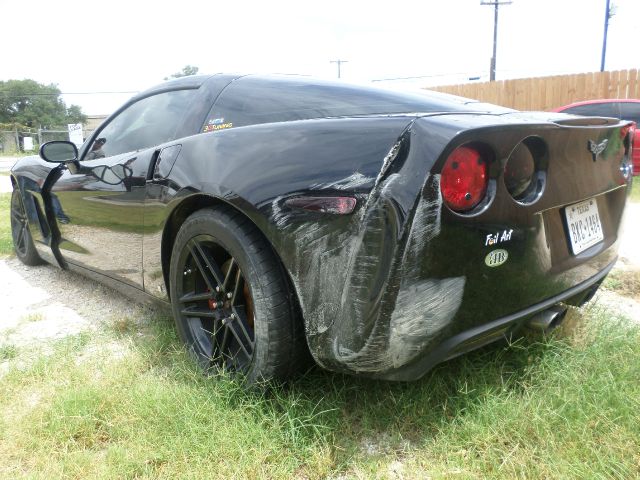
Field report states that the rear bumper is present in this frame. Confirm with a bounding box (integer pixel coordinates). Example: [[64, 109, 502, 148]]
[[376, 259, 615, 381]]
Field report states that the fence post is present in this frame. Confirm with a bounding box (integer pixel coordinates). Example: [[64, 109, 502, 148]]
[[14, 126, 20, 153], [37, 128, 42, 147]]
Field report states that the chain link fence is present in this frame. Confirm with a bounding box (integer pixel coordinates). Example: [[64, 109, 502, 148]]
[[0, 127, 98, 154]]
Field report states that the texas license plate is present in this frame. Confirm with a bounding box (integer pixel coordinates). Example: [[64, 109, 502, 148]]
[[564, 198, 604, 255]]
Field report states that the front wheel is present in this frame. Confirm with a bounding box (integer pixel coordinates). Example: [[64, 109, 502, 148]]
[[169, 206, 307, 385], [10, 189, 42, 266]]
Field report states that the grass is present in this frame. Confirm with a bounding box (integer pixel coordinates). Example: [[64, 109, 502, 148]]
[[0, 152, 36, 158], [0, 193, 12, 256], [21, 312, 44, 323], [0, 344, 18, 360], [604, 269, 640, 300], [631, 179, 640, 203], [0, 306, 638, 479]]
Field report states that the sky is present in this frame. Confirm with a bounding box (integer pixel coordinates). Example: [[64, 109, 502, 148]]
[[1, 0, 639, 115]]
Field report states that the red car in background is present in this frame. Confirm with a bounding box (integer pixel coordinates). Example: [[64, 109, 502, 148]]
[[553, 99, 639, 176]]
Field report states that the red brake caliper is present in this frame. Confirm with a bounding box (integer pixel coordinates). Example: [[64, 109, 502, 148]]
[[207, 289, 218, 310]]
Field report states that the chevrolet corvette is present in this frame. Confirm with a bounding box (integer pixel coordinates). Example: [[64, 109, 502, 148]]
[[9, 74, 634, 384]]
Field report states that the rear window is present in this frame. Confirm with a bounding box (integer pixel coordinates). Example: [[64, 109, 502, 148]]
[[562, 103, 620, 118], [619, 103, 640, 124], [203, 76, 505, 130]]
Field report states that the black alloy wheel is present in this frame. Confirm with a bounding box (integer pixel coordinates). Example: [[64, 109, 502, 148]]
[[169, 206, 307, 385], [176, 234, 256, 372], [10, 189, 42, 265]]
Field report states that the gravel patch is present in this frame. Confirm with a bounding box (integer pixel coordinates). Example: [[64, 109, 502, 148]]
[[0, 257, 157, 367], [592, 289, 640, 324], [598, 201, 640, 323], [0, 156, 17, 173], [618, 202, 640, 269], [0, 175, 11, 194]]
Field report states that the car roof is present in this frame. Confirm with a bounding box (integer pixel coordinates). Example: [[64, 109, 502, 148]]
[[553, 98, 640, 112], [141, 73, 510, 112]]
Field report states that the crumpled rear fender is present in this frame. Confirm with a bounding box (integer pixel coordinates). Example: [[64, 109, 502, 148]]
[[264, 118, 462, 375]]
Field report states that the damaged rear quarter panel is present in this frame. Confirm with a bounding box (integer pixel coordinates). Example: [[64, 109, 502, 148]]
[[168, 115, 454, 375], [170, 113, 623, 379], [252, 117, 466, 375]]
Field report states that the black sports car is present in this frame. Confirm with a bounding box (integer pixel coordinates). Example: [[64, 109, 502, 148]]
[[9, 74, 633, 384]]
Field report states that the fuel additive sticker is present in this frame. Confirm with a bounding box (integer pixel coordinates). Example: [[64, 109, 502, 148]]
[[485, 249, 508, 267]]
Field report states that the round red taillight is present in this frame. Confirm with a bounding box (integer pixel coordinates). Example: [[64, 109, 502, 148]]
[[440, 146, 488, 212]]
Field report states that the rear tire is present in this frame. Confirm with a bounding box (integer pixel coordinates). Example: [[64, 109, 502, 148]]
[[10, 189, 42, 266], [169, 206, 307, 385]]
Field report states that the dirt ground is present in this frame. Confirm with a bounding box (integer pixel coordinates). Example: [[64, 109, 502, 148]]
[[0, 156, 17, 193], [0, 175, 11, 194], [618, 202, 640, 268], [0, 193, 639, 360]]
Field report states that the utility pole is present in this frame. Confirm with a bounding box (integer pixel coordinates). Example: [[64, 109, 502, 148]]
[[481, 1, 512, 81], [330, 60, 348, 79], [600, 0, 612, 72]]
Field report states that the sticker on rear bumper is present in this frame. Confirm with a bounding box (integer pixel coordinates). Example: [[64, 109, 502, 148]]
[[485, 229, 513, 246], [485, 249, 508, 267]]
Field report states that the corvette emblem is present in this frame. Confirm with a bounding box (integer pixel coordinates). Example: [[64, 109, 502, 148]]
[[587, 139, 608, 162]]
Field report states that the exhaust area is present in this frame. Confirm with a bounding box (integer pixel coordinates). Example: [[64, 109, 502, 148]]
[[527, 305, 568, 332]]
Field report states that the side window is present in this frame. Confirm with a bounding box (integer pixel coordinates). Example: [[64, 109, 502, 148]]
[[619, 103, 640, 124], [85, 89, 195, 160], [563, 103, 619, 118]]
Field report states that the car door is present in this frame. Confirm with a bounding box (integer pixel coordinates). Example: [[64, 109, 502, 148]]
[[50, 88, 197, 289]]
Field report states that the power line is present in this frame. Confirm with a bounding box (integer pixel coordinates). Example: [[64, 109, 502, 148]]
[[372, 71, 485, 82], [481, 0, 512, 82], [601, 0, 612, 72], [329, 60, 348, 79], [0, 90, 139, 97]]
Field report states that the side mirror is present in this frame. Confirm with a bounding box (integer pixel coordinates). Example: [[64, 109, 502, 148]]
[[39, 141, 78, 163]]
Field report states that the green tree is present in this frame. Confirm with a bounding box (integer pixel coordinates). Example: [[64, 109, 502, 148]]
[[0, 79, 86, 129], [164, 65, 199, 80]]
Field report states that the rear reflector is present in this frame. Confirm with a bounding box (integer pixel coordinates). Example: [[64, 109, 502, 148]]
[[440, 146, 488, 212], [284, 196, 357, 214], [504, 142, 536, 200]]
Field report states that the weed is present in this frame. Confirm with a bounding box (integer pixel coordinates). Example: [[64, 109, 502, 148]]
[[631, 180, 640, 203], [0, 193, 13, 256], [107, 316, 138, 336], [603, 269, 640, 299], [22, 312, 44, 323], [0, 344, 18, 360]]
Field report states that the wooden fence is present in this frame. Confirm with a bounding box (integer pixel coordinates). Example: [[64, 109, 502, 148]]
[[429, 69, 640, 111]]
